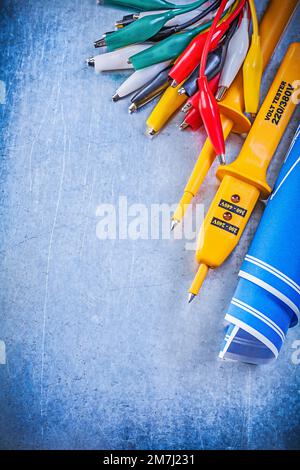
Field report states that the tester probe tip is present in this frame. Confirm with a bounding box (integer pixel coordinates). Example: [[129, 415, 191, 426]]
[[188, 293, 196, 304], [170, 219, 179, 232], [171, 80, 178, 88]]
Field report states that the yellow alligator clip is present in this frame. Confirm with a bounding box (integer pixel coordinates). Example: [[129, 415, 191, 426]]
[[243, 0, 263, 116]]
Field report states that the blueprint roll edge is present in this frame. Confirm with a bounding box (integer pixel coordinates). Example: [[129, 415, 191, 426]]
[[220, 124, 300, 364]]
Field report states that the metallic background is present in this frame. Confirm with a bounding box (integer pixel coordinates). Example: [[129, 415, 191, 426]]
[[0, 0, 299, 450]]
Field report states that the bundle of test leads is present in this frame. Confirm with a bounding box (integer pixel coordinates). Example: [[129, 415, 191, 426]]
[[88, 1, 300, 363], [88, 0, 263, 163]]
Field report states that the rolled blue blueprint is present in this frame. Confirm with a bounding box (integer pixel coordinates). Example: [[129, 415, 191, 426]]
[[220, 125, 300, 364]]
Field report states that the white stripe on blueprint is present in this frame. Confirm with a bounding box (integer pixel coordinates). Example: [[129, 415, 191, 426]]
[[219, 325, 239, 359], [221, 314, 279, 359], [232, 297, 285, 342], [239, 271, 300, 319], [245, 255, 300, 294]]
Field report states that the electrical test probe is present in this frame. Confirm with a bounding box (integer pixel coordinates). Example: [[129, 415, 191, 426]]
[[188, 43, 300, 302], [171, 0, 298, 229]]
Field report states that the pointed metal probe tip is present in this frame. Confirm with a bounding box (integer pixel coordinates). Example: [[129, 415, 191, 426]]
[[188, 293, 196, 304], [128, 103, 137, 114], [215, 85, 227, 102], [145, 128, 157, 138], [86, 57, 95, 67], [218, 154, 226, 165], [171, 79, 178, 88], [182, 103, 192, 113], [170, 219, 179, 231], [112, 93, 120, 102], [94, 37, 106, 48], [179, 121, 189, 131], [178, 87, 186, 96]]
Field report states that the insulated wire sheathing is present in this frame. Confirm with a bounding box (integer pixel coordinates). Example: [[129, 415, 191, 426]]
[[128, 4, 233, 71], [177, 37, 229, 98], [129, 66, 172, 112], [168, 0, 243, 87], [112, 60, 171, 101], [95, 1, 208, 51], [171, 0, 298, 229], [145, 81, 187, 137], [87, 44, 152, 72], [146, 2, 225, 43], [143, 5, 238, 138], [216, 6, 249, 101], [98, 0, 205, 11], [180, 107, 203, 131], [180, 73, 220, 130], [145, 38, 225, 137], [135, 0, 235, 26], [147, 0, 222, 42], [198, 0, 229, 164]]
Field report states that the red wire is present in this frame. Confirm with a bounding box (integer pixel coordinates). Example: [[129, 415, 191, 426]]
[[200, 0, 246, 77], [200, 0, 228, 77]]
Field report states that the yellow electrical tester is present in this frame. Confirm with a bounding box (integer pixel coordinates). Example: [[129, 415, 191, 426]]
[[189, 43, 300, 301], [172, 0, 299, 227]]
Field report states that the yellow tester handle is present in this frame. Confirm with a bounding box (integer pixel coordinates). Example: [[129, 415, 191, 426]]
[[217, 43, 300, 197], [190, 43, 300, 298], [175, 0, 299, 227]]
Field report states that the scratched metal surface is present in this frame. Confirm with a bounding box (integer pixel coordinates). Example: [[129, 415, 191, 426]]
[[0, 0, 300, 450]]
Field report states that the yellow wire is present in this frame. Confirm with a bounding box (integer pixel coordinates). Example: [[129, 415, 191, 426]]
[[248, 0, 259, 37]]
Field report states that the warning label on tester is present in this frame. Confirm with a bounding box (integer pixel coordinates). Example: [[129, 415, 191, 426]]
[[218, 199, 247, 218], [265, 81, 294, 126], [211, 217, 240, 236]]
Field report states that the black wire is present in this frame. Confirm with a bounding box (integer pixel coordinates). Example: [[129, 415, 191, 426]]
[[175, 0, 222, 31], [223, 14, 240, 44], [147, 0, 222, 42]]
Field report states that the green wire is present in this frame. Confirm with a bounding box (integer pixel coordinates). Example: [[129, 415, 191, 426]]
[[104, 0, 207, 51], [129, 20, 212, 70], [101, 0, 204, 11], [129, 7, 229, 70]]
